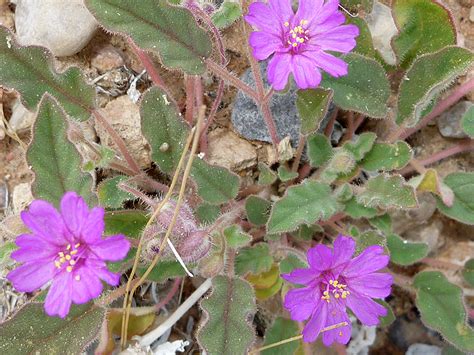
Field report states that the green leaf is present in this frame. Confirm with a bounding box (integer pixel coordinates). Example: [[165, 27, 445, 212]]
[[361, 141, 412, 171], [307, 133, 333, 168], [267, 181, 341, 234], [255, 277, 283, 300], [199, 232, 225, 277], [235, 243, 273, 276], [461, 105, 474, 138], [258, 162, 278, 185], [340, 0, 373, 12], [291, 224, 323, 241], [354, 230, 387, 254], [224, 225, 252, 249], [396, 47, 474, 127], [195, 202, 221, 224], [319, 148, 356, 183], [245, 195, 271, 226], [27, 97, 95, 207], [97, 176, 134, 209], [414, 271, 474, 353], [392, 0, 456, 68], [140, 87, 189, 174], [436, 172, 474, 225], [138, 260, 188, 282], [279, 253, 307, 275], [0, 242, 16, 265], [387, 233, 428, 265], [335, 183, 353, 203], [321, 53, 390, 118], [247, 264, 282, 300], [197, 276, 256, 354], [357, 175, 418, 209], [277, 166, 298, 182], [0, 27, 95, 121], [104, 210, 148, 238], [296, 88, 333, 135], [462, 259, 474, 287], [191, 158, 240, 205], [212, 2, 242, 29], [344, 197, 378, 219], [377, 300, 395, 327], [85, 0, 212, 74], [343, 132, 377, 161], [349, 17, 376, 59], [368, 214, 392, 235], [409, 168, 454, 206], [0, 303, 105, 353], [262, 317, 300, 355]]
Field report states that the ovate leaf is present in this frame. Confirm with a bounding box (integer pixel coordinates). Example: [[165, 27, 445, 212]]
[[307, 133, 333, 168], [235, 243, 273, 276], [342, 132, 377, 161], [344, 197, 378, 219], [396, 47, 474, 127], [0, 303, 105, 354], [321, 53, 390, 118], [197, 276, 256, 354], [436, 172, 474, 225], [262, 317, 300, 355], [224, 225, 252, 249], [409, 168, 454, 207], [392, 0, 456, 68], [267, 181, 341, 234], [138, 260, 188, 282], [462, 259, 474, 287], [279, 253, 307, 275], [357, 175, 417, 209], [140, 87, 189, 174], [361, 141, 412, 171], [296, 88, 333, 135], [212, 2, 242, 29], [277, 166, 298, 182], [85, 0, 212, 74], [104, 210, 148, 238], [461, 106, 474, 138], [0, 27, 95, 121], [97, 175, 134, 209], [387, 233, 428, 265], [258, 163, 277, 185], [245, 196, 271, 226], [414, 271, 474, 353], [27, 97, 95, 207]]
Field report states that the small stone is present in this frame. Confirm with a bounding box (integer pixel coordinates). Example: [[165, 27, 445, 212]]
[[366, 2, 398, 66], [15, 0, 98, 57], [12, 183, 33, 214], [8, 98, 35, 133], [206, 128, 257, 171], [403, 219, 444, 255], [95, 95, 151, 168], [91, 45, 126, 73], [437, 101, 473, 138], [0, 181, 8, 213], [470, 6, 474, 22], [0, 0, 14, 29], [406, 343, 442, 355]]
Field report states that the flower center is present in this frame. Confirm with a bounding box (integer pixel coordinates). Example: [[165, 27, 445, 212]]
[[321, 279, 350, 303], [284, 19, 309, 50], [54, 243, 81, 278]]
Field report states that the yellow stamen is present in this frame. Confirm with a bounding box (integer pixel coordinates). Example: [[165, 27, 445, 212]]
[[329, 280, 334, 284], [70, 250, 78, 255], [66, 244, 71, 250], [65, 254, 71, 260], [66, 266, 73, 272], [335, 293, 340, 299], [54, 261, 61, 268], [74, 243, 80, 248], [292, 43, 297, 47], [69, 260, 76, 265], [59, 257, 65, 263], [284, 21, 289, 27], [58, 252, 64, 257], [75, 275, 81, 281], [333, 280, 339, 286], [339, 331, 343, 336]]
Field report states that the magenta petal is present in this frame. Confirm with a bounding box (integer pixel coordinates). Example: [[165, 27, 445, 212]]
[[268, 0, 294, 23], [348, 273, 393, 298], [282, 267, 319, 285], [311, 12, 345, 33], [295, 0, 323, 25], [307, 244, 333, 271], [7, 261, 55, 292], [45, 271, 73, 318], [71, 266, 103, 304], [314, 0, 340, 25], [284, 286, 319, 321], [291, 54, 322, 89], [86, 258, 121, 286], [332, 235, 355, 268], [245, 2, 283, 33], [311, 51, 348, 78], [21, 200, 68, 245], [249, 31, 282, 60], [80, 207, 105, 243], [60, 192, 89, 236], [302, 301, 328, 342], [267, 53, 292, 90], [12, 234, 57, 262], [343, 245, 389, 278], [321, 301, 352, 346], [90, 234, 130, 261], [346, 292, 387, 326]]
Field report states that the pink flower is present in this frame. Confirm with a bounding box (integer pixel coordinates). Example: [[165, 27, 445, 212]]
[[7, 192, 130, 318], [245, 0, 359, 90], [282, 235, 393, 345]]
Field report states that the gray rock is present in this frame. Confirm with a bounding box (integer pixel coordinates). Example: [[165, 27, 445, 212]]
[[15, 0, 98, 57], [470, 6, 474, 23], [366, 2, 398, 66], [9, 98, 35, 133], [12, 183, 33, 214], [437, 101, 473, 138], [231, 61, 336, 148], [406, 344, 442, 355]]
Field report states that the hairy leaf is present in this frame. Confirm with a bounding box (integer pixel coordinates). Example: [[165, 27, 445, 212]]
[[27, 97, 95, 207], [196, 202, 221, 224], [224, 225, 252, 249], [437, 172, 474, 225], [104, 210, 148, 238], [361, 141, 412, 171], [279, 253, 307, 275], [396, 47, 474, 127], [343, 132, 377, 161], [462, 259, 474, 287], [197, 276, 256, 354], [97, 176, 134, 209], [377, 300, 395, 327], [235, 243, 273, 276], [0, 27, 94, 121], [349, 17, 376, 59], [357, 175, 417, 209], [409, 169, 454, 207], [0, 303, 105, 354], [296, 88, 333, 135], [387, 233, 428, 265], [267, 181, 341, 234], [344, 197, 378, 219], [85, 0, 212, 74], [307, 133, 333, 168], [212, 2, 242, 29], [414, 271, 474, 352], [262, 317, 300, 355], [461, 105, 474, 138], [247, 264, 282, 300], [392, 0, 456, 68], [138, 260, 188, 282], [321, 53, 390, 118], [277, 166, 298, 182], [245, 196, 271, 227], [368, 214, 392, 235], [258, 162, 277, 185]]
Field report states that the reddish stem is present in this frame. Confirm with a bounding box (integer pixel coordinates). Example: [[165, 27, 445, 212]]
[[185, 75, 195, 125], [200, 80, 225, 153], [291, 134, 306, 172], [389, 78, 474, 142], [400, 139, 474, 175], [194, 76, 204, 108], [324, 108, 339, 137], [342, 112, 354, 142], [353, 113, 365, 132], [155, 278, 182, 311]]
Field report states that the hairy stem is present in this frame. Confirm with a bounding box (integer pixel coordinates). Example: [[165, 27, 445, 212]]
[[185, 75, 196, 124], [154, 278, 182, 311]]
